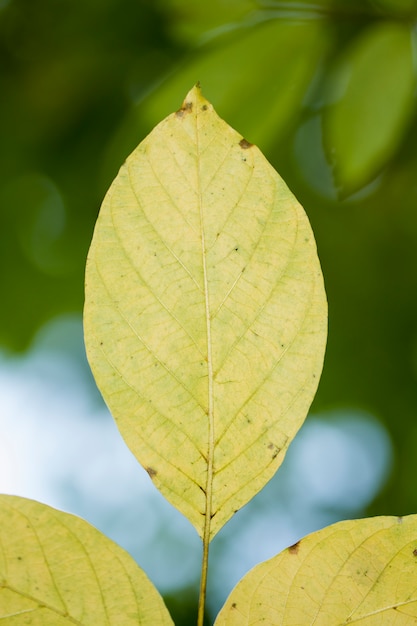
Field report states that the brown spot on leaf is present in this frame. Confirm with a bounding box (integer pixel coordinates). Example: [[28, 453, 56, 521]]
[[267, 443, 281, 459], [288, 541, 300, 554], [239, 138, 253, 149], [413, 548, 417, 557], [146, 467, 157, 478], [176, 101, 193, 117], [231, 603, 237, 609], [202, 104, 208, 111]]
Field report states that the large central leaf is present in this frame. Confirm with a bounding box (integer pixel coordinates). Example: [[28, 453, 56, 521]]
[[84, 85, 327, 539]]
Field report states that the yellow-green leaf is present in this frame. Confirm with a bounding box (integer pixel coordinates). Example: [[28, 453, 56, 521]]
[[84, 84, 327, 540], [0, 495, 173, 625], [215, 515, 417, 625]]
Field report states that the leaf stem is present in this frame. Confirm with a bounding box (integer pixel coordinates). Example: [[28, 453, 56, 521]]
[[197, 535, 210, 626]]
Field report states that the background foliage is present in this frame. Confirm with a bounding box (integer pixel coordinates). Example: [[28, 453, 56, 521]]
[[1, 0, 417, 623]]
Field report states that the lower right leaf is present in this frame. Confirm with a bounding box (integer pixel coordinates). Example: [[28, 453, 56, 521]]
[[215, 515, 417, 625]]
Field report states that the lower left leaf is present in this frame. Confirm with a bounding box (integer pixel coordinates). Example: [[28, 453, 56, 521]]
[[0, 495, 174, 625]]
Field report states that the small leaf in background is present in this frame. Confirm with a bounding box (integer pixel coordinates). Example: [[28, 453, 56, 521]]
[[84, 85, 327, 540], [215, 514, 417, 625], [324, 21, 417, 193], [0, 495, 173, 625]]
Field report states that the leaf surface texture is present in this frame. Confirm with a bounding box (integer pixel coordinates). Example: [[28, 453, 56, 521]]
[[215, 515, 417, 625], [0, 495, 173, 625]]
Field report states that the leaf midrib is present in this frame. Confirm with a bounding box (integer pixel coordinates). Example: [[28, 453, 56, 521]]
[[196, 109, 215, 539]]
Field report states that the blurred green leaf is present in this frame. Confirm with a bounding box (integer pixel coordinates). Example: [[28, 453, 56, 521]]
[[324, 21, 417, 192], [106, 17, 329, 172]]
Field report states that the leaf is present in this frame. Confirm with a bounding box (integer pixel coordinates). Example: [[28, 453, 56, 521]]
[[0, 495, 173, 625], [84, 84, 327, 539], [324, 22, 417, 192], [215, 514, 417, 625]]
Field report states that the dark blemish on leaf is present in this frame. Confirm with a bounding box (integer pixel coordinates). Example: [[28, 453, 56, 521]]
[[235, 246, 239, 251], [239, 138, 253, 149], [146, 467, 157, 478], [202, 104, 208, 111], [231, 603, 237, 609], [288, 541, 300, 554], [413, 548, 417, 557], [199, 486, 206, 494], [175, 101, 193, 117], [268, 443, 281, 459], [210, 511, 217, 519]]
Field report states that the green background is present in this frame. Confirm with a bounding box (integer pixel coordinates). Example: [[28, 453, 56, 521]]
[[1, 0, 417, 622]]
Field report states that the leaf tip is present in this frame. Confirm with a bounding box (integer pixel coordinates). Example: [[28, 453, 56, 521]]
[[176, 83, 210, 117]]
